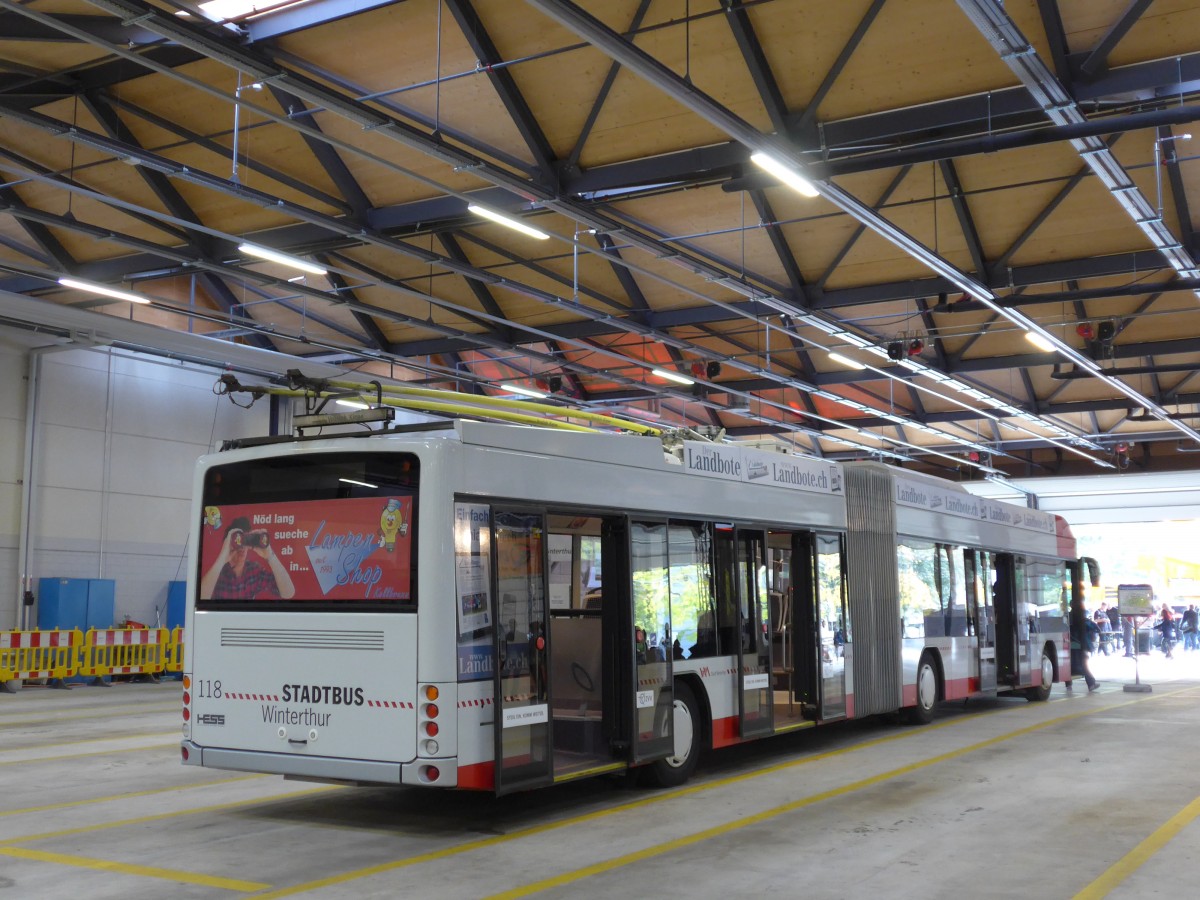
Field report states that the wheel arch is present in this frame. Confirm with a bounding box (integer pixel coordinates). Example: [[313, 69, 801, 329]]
[[923, 647, 946, 702], [674, 673, 712, 751], [1042, 640, 1059, 683]]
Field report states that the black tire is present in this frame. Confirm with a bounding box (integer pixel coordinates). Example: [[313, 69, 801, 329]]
[[1025, 645, 1054, 702], [643, 680, 701, 787], [907, 652, 939, 725]]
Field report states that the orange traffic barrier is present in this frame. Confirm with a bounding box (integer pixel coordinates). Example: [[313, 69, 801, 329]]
[[0, 629, 83, 682], [78, 627, 168, 680]]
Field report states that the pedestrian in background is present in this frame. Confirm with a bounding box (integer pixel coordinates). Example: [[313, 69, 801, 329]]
[[1069, 611, 1098, 692]]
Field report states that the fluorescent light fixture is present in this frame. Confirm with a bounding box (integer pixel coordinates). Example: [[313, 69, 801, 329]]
[[467, 205, 549, 240], [749, 152, 821, 198], [336, 398, 370, 409], [827, 352, 866, 370], [338, 476, 377, 489], [58, 277, 150, 305], [651, 367, 695, 385], [1025, 331, 1056, 352], [237, 242, 328, 275], [501, 383, 548, 399]]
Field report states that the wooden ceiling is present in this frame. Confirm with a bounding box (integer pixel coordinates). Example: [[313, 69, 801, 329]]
[[3, 0, 1200, 480]]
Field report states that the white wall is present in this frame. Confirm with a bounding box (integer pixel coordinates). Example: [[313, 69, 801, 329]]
[[0, 341, 271, 630]]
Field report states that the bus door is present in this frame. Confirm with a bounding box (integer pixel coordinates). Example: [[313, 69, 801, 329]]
[[813, 532, 848, 719], [629, 520, 674, 763], [736, 528, 773, 738], [491, 509, 552, 795], [972, 551, 997, 693], [793, 531, 849, 721], [992, 552, 1023, 686]]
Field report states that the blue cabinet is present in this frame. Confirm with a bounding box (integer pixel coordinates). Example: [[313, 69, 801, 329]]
[[37, 578, 116, 632], [167, 581, 186, 630]]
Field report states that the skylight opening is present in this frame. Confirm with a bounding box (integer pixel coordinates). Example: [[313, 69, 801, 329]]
[[185, 0, 317, 22]]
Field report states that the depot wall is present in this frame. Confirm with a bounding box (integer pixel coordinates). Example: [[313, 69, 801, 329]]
[[0, 340, 270, 630]]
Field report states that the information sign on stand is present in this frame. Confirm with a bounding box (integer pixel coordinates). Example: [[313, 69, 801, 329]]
[[1118, 583, 1154, 693]]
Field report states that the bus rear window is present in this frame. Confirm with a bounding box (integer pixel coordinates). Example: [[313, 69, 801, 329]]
[[197, 452, 418, 611]]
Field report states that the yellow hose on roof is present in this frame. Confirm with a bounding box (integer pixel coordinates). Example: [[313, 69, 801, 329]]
[[264, 388, 599, 432], [324, 379, 662, 435]]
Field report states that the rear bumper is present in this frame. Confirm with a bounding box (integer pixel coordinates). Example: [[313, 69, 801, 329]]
[[181, 741, 459, 787]]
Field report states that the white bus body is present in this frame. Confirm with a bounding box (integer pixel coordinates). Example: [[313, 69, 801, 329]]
[[181, 422, 1089, 793]]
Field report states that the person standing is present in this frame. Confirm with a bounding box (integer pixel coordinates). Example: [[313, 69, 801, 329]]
[[1182, 604, 1198, 652], [1155, 603, 1176, 659], [1069, 610, 1098, 692], [1094, 608, 1114, 655]]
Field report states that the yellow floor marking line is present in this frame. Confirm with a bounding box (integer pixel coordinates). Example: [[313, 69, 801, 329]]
[[249, 692, 1135, 899], [0, 702, 181, 727], [0, 730, 181, 754], [0, 846, 270, 892], [0, 773, 266, 818], [484, 688, 1189, 900], [1073, 793, 1200, 900], [0, 784, 342, 848], [0, 741, 179, 766]]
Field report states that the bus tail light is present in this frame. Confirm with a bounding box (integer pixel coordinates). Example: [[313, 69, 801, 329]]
[[182, 673, 192, 732], [181, 746, 189, 762], [425, 703, 438, 718], [424, 685, 439, 701], [425, 721, 439, 737], [423, 766, 440, 782]]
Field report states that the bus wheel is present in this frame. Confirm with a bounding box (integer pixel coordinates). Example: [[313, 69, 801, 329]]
[[907, 653, 938, 725], [1026, 647, 1054, 702], [643, 681, 700, 788]]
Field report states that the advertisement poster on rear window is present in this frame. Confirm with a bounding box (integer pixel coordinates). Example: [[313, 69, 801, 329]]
[[199, 497, 413, 602]]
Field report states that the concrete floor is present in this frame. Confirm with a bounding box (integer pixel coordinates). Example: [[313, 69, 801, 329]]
[[2, 652, 1198, 899]]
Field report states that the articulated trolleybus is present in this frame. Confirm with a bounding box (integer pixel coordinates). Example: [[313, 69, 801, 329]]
[[181, 421, 1096, 794]]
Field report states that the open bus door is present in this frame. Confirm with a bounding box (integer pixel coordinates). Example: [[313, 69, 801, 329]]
[[628, 520, 675, 764], [792, 532, 848, 722], [971, 551, 998, 693], [491, 509, 553, 795], [1069, 557, 1103, 661], [736, 528, 773, 739], [992, 552, 1027, 687]]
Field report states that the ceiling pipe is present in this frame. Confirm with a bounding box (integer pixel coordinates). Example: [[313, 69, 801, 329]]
[[956, 0, 1200, 287], [3, 0, 1163, 462], [524, 0, 1200, 455], [0, 3, 1029, 469], [720, 101, 1200, 187]]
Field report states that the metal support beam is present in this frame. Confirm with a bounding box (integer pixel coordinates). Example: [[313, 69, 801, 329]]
[[445, 0, 558, 180], [566, 0, 651, 170], [721, 0, 790, 135], [793, 0, 887, 139], [938, 159, 986, 278], [1078, 0, 1155, 78], [267, 86, 372, 218]]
